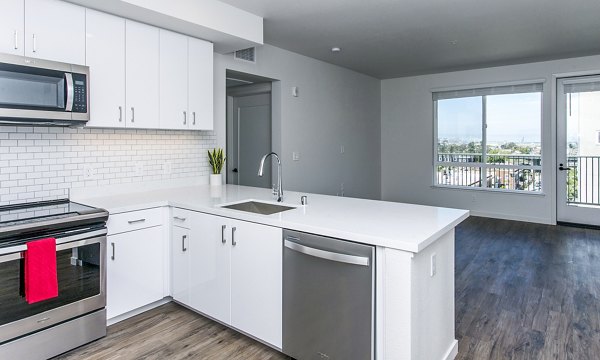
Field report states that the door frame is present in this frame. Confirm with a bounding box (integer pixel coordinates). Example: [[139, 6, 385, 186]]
[[226, 82, 274, 186], [555, 72, 600, 226]]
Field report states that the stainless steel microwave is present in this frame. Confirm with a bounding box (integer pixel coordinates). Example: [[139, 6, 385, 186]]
[[0, 53, 89, 127]]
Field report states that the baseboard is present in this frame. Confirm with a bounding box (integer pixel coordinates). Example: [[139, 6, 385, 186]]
[[469, 210, 551, 225], [107, 298, 172, 326], [442, 339, 458, 360]]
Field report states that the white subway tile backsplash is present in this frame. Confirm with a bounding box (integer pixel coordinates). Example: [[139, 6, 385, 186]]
[[0, 126, 216, 205]]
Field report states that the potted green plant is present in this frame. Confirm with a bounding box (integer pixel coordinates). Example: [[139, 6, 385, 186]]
[[208, 148, 226, 186]]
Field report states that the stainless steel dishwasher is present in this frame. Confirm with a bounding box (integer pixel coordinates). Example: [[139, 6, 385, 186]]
[[283, 229, 375, 360]]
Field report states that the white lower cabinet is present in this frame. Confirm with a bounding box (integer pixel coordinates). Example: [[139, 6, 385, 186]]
[[188, 211, 231, 323], [107, 223, 164, 319], [171, 210, 283, 348], [171, 225, 191, 305], [229, 219, 283, 348]]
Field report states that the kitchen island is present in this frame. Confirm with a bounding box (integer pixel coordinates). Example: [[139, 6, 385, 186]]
[[76, 184, 469, 360]]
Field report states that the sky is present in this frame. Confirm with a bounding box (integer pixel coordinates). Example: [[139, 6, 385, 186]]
[[437, 93, 542, 144]]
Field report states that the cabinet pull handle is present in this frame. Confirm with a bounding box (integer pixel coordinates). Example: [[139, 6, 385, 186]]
[[118, 106, 122, 122], [182, 235, 187, 252], [173, 216, 186, 222], [128, 218, 146, 224], [131, 107, 135, 123], [231, 226, 237, 246], [183, 111, 187, 125], [192, 112, 196, 125], [32, 34, 36, 53], [221, 225, 226, 244], [111, 242, 115, 260], [14, 30, 18, 50]]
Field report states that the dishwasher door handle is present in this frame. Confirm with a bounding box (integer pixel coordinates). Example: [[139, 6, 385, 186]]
[[284, 239, 370, 266]]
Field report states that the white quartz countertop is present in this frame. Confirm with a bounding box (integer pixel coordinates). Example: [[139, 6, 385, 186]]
[[75, 185, 469, 253]]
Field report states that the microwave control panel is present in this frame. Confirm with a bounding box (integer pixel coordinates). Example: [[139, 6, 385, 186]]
[[72, 73, 87, 113]]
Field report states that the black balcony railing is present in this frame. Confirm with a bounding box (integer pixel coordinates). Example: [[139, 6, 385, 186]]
[[566, 156, 600, 205], [436, 153, 542, 191]]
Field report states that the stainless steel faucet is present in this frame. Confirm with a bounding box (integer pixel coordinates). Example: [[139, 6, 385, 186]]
[[258, 152, 283, 202]]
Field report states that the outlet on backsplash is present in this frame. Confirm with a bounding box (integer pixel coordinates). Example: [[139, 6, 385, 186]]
[[134, 163, 144, 177], [83, 164, 98, 180], [162, 161, 172, 175]]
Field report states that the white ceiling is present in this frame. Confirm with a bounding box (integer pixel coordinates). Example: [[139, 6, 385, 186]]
[[219, 0, 600, 79]]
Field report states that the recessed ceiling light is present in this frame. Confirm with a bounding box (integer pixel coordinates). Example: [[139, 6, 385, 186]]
[[331, 47, 341, 53], [450, 40, 458, 45]]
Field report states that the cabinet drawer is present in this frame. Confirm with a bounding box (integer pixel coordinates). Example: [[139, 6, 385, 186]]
[[171, 208, 192, 229], [108, 208, 163, 235]]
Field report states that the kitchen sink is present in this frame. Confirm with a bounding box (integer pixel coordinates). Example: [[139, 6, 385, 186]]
[[220, 201, 296, 215]]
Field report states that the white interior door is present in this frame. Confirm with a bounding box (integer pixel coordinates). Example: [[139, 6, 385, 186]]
[[230, 93, 272, 188], [557, 76, 600, 226]]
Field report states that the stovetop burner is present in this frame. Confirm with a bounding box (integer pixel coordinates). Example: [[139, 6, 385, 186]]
[[0, 199, 108, 246]]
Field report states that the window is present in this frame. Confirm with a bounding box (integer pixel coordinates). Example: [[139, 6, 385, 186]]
[[434, 83, 543, 192]]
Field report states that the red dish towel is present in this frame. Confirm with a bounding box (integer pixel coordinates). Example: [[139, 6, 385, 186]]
[[24, 238, 58, 304]]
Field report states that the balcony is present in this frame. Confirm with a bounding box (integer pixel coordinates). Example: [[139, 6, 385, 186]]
[[436, 153, 600, 205], [565, 156, 600, 205], [436, 153, 542, 192]]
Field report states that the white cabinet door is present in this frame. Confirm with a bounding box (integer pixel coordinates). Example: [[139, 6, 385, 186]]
[[159, 30, 188, 130], [125, 20, 159, 129], [171, 225, 191, 306], [189, 212, 231, 324], [107, 226, 164, 319], [188, 37, 213, 130], [0, 0, 24, 56], [230, 220, 282, 348], [85, 9, 126, 128], [25, 0, 85, 64]]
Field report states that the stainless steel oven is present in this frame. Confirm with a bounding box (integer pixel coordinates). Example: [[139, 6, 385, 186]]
[[0, 53, 89, 126], [0, 200, 108, 360]]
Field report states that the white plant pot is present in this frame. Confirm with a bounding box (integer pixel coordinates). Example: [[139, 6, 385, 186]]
[[209, 173, 222, 186]]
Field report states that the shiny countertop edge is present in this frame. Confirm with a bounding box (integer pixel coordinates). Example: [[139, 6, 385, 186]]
[[75, 186, 470, 253]]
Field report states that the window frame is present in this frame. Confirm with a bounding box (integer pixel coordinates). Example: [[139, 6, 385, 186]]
[[433, 84, 544, 193]]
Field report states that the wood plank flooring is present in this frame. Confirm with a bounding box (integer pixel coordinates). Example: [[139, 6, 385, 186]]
[[54, 216, 600, 359], [455, 217, 600, 360], [54, 302, 289, 360]]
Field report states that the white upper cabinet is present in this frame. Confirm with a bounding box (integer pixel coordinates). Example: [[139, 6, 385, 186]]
[[125, 20, 160, 129], [159, 30, 189, 130], [188, 37, 214, 130], [160, 32, 214, 131], [0, 0, 24, 56], [85, 9, 126, 128], [25, 0, 85, 65]]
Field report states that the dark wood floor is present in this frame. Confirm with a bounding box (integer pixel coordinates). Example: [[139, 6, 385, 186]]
[[55, 216, 600, 359], [455, 217, 600, 360]]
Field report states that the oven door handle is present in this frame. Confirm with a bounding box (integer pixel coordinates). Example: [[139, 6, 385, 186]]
[[0, 229, 107, 262], [0, 252, 21, 264]]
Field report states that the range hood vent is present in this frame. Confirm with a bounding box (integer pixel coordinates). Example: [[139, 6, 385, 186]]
[[234, 47, 256, 63]]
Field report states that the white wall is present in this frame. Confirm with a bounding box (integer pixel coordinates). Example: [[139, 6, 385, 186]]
[[0, 126, 216, 206], [381, 54, 600, 224], [214, 44, 382, 200]]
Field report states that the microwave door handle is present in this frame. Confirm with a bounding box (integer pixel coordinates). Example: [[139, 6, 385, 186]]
[[65, 73, 74, 112]]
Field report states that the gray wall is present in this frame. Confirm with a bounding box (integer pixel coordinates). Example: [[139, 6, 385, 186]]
[[214, 44, 382, 200], [381, 54, 600, 224]]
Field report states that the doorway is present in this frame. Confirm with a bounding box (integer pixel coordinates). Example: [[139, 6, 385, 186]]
[[226, 71, 275, 188], [557, 75, 600, 226]]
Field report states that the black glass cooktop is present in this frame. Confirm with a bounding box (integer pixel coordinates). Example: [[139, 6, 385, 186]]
[[0, 199, 108, 246], [0, 199, 99, 228]]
